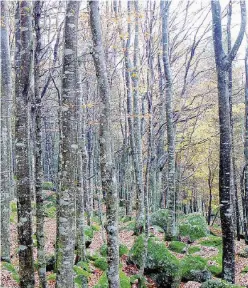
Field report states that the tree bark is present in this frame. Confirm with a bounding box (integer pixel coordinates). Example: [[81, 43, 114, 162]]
[[34, 1, 47, 287], [161, 0, 177, 240], [89, 1, 120, 287], [211, 0, 246, 282], [1, 0, 13, 263], [15, 1, 35, 287], [55, 1, 80, 287]]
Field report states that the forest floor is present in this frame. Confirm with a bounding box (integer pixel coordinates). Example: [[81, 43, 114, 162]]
[[1, 193, 248, 287]]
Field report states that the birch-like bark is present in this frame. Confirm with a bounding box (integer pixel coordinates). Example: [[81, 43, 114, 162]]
[[211, 0, 246, 282], [89, 1, 120, 287], [131, 0, 145, 235], [161, 0, 176, 240], [1, 0, 12, 262], [56, 1, 80, 287], [34, 2, 47, 287], [15, 1, 35, 287], [244, 38, 248, 245]]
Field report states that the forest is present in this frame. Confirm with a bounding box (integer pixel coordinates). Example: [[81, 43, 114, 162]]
[[1, 0, 248, 287]]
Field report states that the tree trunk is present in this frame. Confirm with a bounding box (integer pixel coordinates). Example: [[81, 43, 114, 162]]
[[34, 1, 47, 287], [1, 0, 13, 263], [89, 1, 120, 287], [211, 0, 246, 282], [15, 1, 35, 287], [161, 0, 176, 240], [55, 1, 80, 287]]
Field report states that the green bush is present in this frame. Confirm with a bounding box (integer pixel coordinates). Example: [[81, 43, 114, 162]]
[[200, 280, 243, 288], [149, 209, 169, 232], [128, 234, 146, 268], [168, 241, 186, 254], [93, 257, 108, 271], [2, 262, 19, 283], [181, 255, 211, 282], [94, 271, 131, 288], [200, 236, 222, 250], [84, 226, 94, 240], [189, 246, 201, 254], [42, 181, 54, 190], [179, 213, 209, 242], [44, 206, 56, 218]]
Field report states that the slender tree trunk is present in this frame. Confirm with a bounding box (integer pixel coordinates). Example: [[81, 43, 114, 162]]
[[89, 1, 120, 286], [34, 2, 47, 287], [1, 0, 13, 263], [15, 1, 35, 287], [211, 0, 246, 282], [55, 1, 80, 287], [244, 39, 248, 245], [161, 0, 176, 240]]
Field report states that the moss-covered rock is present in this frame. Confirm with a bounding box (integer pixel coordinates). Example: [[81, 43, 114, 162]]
[[181, 255, 211, 282], [200, 236, 222, 250], [93, 257, 108, 271], [129, 236, 181, 287], [200, 280, 243, 288], [188, 246, 201, 254], [94, 271, 131, 288], [149, 209, 169, 233], [168, 241, 187, 254], [179, 213, 209, 242]]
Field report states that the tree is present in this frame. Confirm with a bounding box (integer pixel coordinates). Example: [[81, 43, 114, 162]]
[[1, 0, 13, 263], [211, 0, 246, 283], [55, 1, 80, 287], [89, 1, 120, 287], [161, 0, 177, 240], [15, 1, 35, 287]]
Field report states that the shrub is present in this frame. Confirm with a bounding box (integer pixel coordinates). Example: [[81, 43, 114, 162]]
[[94, 271, 131, 288], [168, 241, 187, 254], [149, 209, 169, 233], [179, 213, 209, 242], [181, 255, 211, 282], [2, 262, 20, 283]]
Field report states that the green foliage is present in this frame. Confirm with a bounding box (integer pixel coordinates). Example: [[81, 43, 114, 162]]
[[47, 273, 56, 281], [10, 201, 17, 223], [200, 280, 243, 288], [200, 236, 222, 250], [179, 213, 209, 242], [168, 241, 186, 254], [2, 262, 20, 284], [94, 271, 131, 288], [149, 209, 169, 232], [93, 257, 108, 271], [208, 264, 222, 277], [130, 275, 147, 287], [121, 216, 132, 223], [181, 255, 209, 281], [74, 260, 91, 287], [84, 226, 94, 240], [188, 246, 201, 254], [42, 181, 54, 190], [92, 224, 101, 232]]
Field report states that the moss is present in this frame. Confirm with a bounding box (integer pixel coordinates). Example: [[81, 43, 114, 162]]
[[200, 236, 222, 250], [200, 280, 243, 288], [241, 266, 248, 274], [179, 213, 209, 242], [44, 206, 56, 218], [181, 255, 208, 281], [93, 257, 108, 271], [128, 234, 145, 268], [94, 271, 131, 288], [42, 181, 54, 190], [84, 226, 94, 240], [208, 264, 222, 277], [150, 209, 169, 232], [121, 216, 132, 223], [189, 246, 201, 254], [168, 241, 186, 254], [100, 243, 129, 258]]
